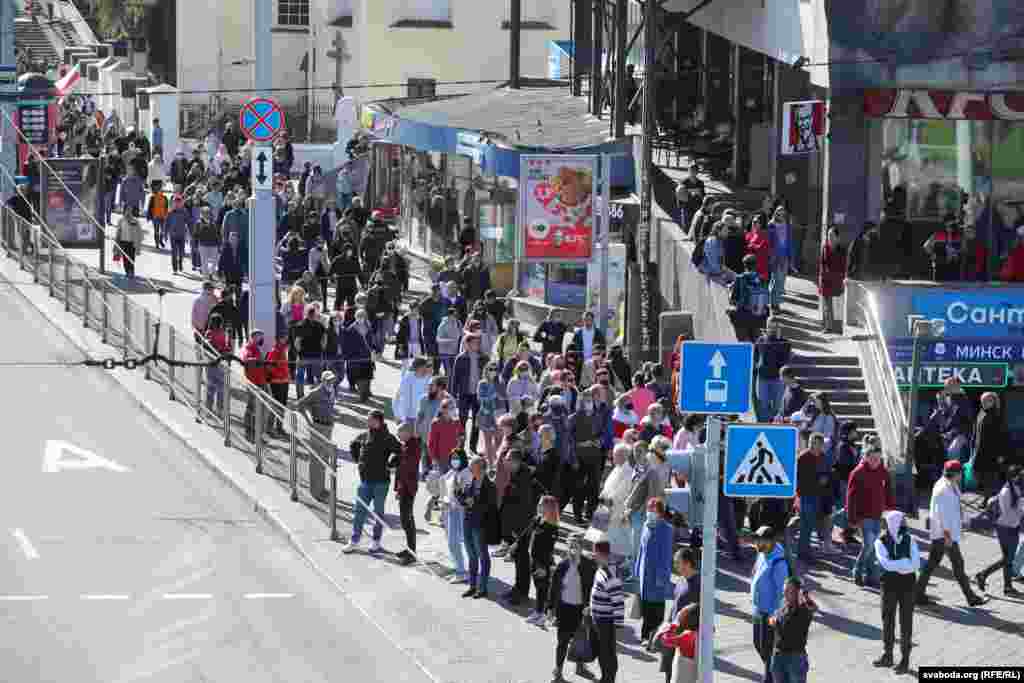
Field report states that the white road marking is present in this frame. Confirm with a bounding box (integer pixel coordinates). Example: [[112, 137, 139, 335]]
[[161, 593, 214, 600], [81, 594, 131, 601], [43, 440, 130, 473], [242, 592, 295, 600], [11, 528, 39, 559], [0, 595, 48, 601]]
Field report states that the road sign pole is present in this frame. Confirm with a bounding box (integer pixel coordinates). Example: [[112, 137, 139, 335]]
[[248, 0, 276, 341], [698, 416, 721, 683]]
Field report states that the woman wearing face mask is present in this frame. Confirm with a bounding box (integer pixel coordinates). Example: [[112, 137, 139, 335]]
[[588, 443, 635, 558], [342, 307, 379, 401], [635, 497, 675, 647], [476, 363, 501, 462], [612, 395, 639, 438], [508, 361, 540, 417], [624, 441, 670, 571], [444, 442, 473, 584]]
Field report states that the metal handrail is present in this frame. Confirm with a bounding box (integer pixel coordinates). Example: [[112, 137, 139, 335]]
[[1, 206, 344, 542]]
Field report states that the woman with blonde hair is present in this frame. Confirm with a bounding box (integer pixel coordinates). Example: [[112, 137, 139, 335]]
[[281, 285, 307, 323]]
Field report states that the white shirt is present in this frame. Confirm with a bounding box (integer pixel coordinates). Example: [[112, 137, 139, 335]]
[[393, 372, 431, 423], [875, 531, 921, 575], [444, 468, 472, 508], [929, 477, 963, 542]]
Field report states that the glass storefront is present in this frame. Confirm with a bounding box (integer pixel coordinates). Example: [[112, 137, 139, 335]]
[[874, 118, 1024, 261]]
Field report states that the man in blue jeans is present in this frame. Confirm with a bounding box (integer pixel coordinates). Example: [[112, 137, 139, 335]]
[[343, 410, 402, 554], [753, 318, 791, 422], [751, 526, 789, 683]]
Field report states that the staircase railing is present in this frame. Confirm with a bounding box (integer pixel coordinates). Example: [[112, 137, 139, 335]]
[[848, 280, 908, 470]]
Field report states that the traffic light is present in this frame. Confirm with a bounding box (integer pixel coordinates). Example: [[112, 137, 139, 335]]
[[666, 445, 707, 527]]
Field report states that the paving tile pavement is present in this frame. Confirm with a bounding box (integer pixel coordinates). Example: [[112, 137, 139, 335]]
[[23, 220, 1024, 681]]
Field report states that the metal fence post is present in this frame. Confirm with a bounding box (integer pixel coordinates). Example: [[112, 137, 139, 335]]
[[101, 285, 109, 344], [18, 219, 25, 271], [32, 228, 39, 283], [168, 331, 177, 401], [255, 399, 264, 474], [48, 245, 55, 298], [82, 283, 90, 328], [143, 310, 152, 380], [289, 413, 299, 502], [223, 365, 232, 447], [329, 449, 339, 541], [122, 294, 130, 356], [195, 347, 204, 423], [64, 258, 70, 311]]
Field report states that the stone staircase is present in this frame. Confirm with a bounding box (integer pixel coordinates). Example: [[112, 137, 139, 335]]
[[773, 288, 876, 438], [15, 16, 60, 66]]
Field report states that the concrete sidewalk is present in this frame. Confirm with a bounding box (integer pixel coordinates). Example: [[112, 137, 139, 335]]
[[8, 223, 1024, 682]]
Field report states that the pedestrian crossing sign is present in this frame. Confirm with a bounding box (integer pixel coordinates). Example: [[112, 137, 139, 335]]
[[723, 424, 798, 498]]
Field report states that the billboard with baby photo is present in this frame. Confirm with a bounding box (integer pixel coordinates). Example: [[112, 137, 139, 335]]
[[520, 155, 597, 262]]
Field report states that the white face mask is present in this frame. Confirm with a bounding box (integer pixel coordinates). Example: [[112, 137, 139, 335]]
[[646, 511, 659, 524]]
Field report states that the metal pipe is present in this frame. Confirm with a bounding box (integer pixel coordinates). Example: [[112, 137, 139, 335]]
[[48, 243, 55, 297], [329, 446, 339, 541], [82, 281, 89, 328], [223, 364, 232, 447], [123, 294, 130, 356], [613, 0, 628, 138], [509, 0, 521, 89], [101, 285, 109, 344], [591, 0, 603, 115], [168, 330, 176, 401], [255, 398, 264, 474], [143, 309, 152, 380], [195, 345, 203, 423], [289, 413, 299, 502], [64, 253, 70, 311], [32, 227, 39, 283]]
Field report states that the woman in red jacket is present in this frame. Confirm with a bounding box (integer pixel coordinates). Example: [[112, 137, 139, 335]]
[[818, 227, 847, 333], [745, 213, 773, 283], [266, 330, 292, 437], [428, 400, 465, 472]]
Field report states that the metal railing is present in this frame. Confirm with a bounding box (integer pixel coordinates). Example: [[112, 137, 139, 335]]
[[848, 280, 908, 469], [0, 207, 342, 541]]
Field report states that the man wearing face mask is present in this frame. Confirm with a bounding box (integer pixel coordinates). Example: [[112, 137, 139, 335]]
[[444, 441, 473, 583], [872, 510, 920, 673], [569, 386, 615, 523], [548, 533, 596, 682], [294, 369, 341, 503], [241, 330, 268, 442]]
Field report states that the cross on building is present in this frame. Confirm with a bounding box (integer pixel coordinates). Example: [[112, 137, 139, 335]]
[[326, 30, 351, 96]]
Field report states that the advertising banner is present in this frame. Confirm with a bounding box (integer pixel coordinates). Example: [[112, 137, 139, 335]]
[[40, 157, 103, 248], [520, 155, 596, 261], [910, 290, 1024, 338], [780, 101, 825, 156]]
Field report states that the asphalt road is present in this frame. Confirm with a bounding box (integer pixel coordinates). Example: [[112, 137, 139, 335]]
[[0, 287, 432, 683]]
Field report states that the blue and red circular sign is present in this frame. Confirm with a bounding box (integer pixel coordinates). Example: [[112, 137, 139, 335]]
[[239, 97, 286, 142]]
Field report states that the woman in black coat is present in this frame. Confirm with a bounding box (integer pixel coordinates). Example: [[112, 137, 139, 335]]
[[973, 392, 1008, 501]]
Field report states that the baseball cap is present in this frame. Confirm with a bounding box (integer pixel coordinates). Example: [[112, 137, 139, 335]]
[[944, 460, 963, 474]]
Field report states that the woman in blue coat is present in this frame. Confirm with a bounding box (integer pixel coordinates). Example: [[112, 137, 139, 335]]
[[635, 496, 675, 645]]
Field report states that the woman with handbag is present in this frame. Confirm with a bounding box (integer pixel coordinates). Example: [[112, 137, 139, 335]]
[[660, 602, 700, 683], [547, 533, 595, 683], [635, 497, 676, 646]]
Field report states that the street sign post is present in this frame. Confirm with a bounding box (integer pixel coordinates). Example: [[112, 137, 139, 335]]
[[723, 424, 798, 499], [251, 144, 272, 192], [679, 341, 754, 415], [240, 91, 283, 342], [239, 97, 286, 143], [697, 417, 721, 683]]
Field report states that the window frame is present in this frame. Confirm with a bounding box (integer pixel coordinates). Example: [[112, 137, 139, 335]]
[[276, 0, 310, 28]]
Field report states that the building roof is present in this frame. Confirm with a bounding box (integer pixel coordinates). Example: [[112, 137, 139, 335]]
[[391, 81, 612, 150]]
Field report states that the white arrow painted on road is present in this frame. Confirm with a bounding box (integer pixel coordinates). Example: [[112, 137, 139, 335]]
[[709, 351, 727, 379], [43, 440, 130, 474]]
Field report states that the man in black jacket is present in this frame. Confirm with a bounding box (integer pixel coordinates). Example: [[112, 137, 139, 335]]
[[535, 309, 569, 358], [549, 534, 597, 682], [776, 366, 807, 422], [343, 410, 403, 554], [501, 450, 538, 605], [754, 318, 792, 422]]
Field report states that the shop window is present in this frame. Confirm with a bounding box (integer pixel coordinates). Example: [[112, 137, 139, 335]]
[[277, 0, 309, 27], [391, 0, 452, 28]]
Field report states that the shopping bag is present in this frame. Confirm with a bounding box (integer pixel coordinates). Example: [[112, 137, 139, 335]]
[[567, 617, 597, 663], [963, 458, 977, 492]]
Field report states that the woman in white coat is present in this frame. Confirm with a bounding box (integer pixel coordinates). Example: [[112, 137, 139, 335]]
[[586, 443, 634, 559]]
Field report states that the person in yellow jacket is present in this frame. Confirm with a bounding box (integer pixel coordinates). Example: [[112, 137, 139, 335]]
[[493, 318, 527, 367]]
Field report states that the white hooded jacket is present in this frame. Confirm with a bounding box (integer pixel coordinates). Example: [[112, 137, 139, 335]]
[[928, 476, 964, 542], [874, 510, 920, 575]]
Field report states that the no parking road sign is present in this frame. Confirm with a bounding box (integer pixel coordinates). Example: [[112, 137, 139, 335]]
[[240, 97, 286, 142], [724, 424, 798, 499]]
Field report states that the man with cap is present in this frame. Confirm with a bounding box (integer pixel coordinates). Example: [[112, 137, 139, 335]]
[[344, 410, 403, 554], [548, 532, 596, 682], [873, 509, 920, 673], [293, 369, 340, 503], [750, 525, 789, 683], [916, 460, 986, 607]]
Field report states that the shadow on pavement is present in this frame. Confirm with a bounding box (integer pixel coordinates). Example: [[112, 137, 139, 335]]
[[815, 607, 883, 640]]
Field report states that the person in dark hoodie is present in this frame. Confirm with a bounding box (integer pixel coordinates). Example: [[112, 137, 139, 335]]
[[501, 449, 539, 606], [524, 495, 561, 626], [390, 423, 422, 566], [776, 366, 807, 422], [832, 421, 861, 545], [754, 317, 792, 422]]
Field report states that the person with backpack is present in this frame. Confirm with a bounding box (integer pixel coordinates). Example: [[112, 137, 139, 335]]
[[729, 254, 770, 342], [974, 467, 1024, 598]]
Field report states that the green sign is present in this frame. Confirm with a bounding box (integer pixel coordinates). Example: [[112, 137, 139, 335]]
[[893, 362, 1009, 389]]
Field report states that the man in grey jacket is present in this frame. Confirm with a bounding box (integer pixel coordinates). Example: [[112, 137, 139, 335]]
[[436, 307, 463, 377]]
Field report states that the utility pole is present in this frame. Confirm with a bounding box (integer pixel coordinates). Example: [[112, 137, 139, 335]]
[[613, 0, 627, 138], [0, 0, 15, 201], [326, 30, 348, 96], [590, 0, 602, 115], [509, 0, 521, 89], [248, 0, 276, 343], [636, 0, 657, 358]]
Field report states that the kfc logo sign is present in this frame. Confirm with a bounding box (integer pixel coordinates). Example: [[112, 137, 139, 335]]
[[864, 89, 1024, 121]]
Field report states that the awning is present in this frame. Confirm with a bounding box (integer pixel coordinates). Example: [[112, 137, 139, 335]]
[[366, 83, 635, 187]]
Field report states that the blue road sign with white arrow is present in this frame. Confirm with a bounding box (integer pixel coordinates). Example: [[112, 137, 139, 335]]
[[723, 424, 798, 498], [679, 341, 754, 415]]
